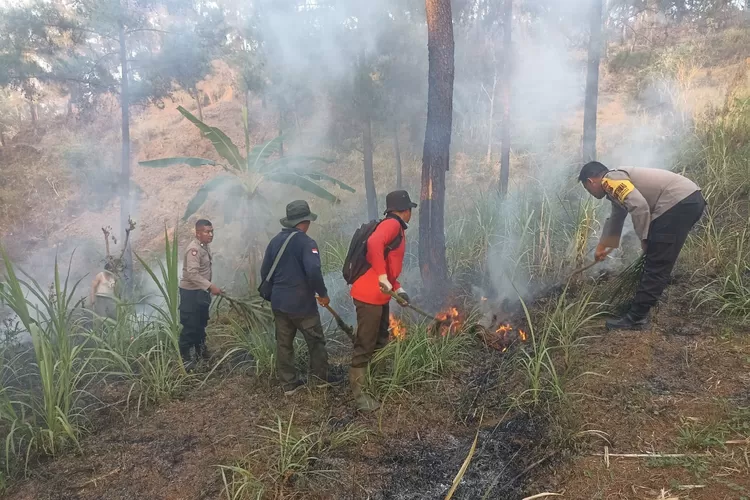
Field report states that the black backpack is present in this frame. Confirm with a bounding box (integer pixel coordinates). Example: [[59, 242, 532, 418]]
[[342, 219, 403, 285]]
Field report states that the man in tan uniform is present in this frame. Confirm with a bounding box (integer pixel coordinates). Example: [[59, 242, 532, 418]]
[[179, 219, 222, 369], [579, 161, 706, 330]]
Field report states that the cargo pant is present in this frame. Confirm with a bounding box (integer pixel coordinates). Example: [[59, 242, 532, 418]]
[[179, 288, 211, 358], [629, 190, 706, 319], [351, 300, 390, 368], [273, 311, 329, 388], [93, 295, 118, 320]]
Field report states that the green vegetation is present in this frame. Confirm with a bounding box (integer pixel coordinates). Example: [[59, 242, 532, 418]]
[[139, 107, 356, 222], [217, 409, 369, 499]]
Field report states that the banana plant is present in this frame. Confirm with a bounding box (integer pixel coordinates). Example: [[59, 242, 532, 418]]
[[139, 106, 355, 222]]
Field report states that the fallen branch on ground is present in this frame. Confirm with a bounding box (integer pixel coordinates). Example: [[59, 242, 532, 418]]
[[522, 493, 563, 500]]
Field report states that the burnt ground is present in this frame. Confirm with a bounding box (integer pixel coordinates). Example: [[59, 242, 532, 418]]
[[2, 337, 554, 500], [4, 277, 750, 499]]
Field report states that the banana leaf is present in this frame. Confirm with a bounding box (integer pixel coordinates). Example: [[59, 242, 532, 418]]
[[139, 157, 217, 168], [296, 170, 355, 193], [265, 172, 341, 204], [182, 175, 237, 221], [247, 135, 286, 170], [177, 106, 245, 171]]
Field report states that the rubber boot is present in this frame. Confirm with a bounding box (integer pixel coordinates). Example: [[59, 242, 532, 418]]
[[197, 343, 211, 361], [180, 345, 196, 372], [605, 312, 650, 331], [349, 366, 380, 412]]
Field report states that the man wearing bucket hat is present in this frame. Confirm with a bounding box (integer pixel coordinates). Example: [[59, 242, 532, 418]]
[[260, 200, 340, 395], [348, 190, 417, 412]]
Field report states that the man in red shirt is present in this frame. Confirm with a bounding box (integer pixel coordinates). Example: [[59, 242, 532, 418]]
[[349, 190, 416, 412]]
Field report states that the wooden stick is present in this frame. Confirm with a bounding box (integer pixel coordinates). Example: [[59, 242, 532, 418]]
[[568, 260, 598, 278], [72, 467, 121, 489], [593, 452, 709, 458], [322, 303, 355, 343], [387, 290, 439, 321]]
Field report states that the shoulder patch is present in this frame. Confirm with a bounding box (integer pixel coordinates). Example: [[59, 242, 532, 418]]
[[311, 248, 319, 254], [191, 249, 198, 256], [602, 178, 635, 204]]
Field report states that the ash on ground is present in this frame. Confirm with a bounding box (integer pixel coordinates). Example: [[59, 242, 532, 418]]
[[373, 415, 547, 500]]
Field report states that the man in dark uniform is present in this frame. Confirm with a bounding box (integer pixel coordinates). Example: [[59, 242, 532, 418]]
[[260, 200, 340, 396], [179, 219, 222, 370], [579, 161, 706, 330]]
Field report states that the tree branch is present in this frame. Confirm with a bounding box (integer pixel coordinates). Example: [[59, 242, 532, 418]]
[[126, 28, 173, 35]]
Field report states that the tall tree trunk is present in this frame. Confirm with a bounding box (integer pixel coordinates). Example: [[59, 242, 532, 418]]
[[278, 108, 284, 157], [28, 100, 38, 128], [393, 121, 403, 190], [582, 0, 603, 163], [363, 112, 378, 220], [499, 0, 512, 196], [420, 0, 454, 300], [485, 70, 497, 165], [359, 52, 378, 220], [119, 20, 133, 293]]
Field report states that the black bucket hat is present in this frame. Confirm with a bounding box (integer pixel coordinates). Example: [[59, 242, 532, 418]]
[[384, 190, 418, 214], [280, 200, 318, 228]]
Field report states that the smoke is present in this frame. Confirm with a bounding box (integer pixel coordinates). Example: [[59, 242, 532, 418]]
[[1, 0, 714, 331], [465, 0, 698, 311]]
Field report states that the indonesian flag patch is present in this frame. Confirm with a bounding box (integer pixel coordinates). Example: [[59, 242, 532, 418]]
[[312, 248, 319, 254]]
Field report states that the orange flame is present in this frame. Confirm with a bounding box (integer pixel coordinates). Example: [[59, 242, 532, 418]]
[[490, 323, 528, 351], [389, 314, 406, 340], [435, 306, 462, 336]]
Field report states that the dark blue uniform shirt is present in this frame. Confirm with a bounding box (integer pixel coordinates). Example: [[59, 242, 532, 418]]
[[260, 228, 328, 316]]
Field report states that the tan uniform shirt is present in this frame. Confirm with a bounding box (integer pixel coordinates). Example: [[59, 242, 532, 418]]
[[179, 239, 213, 291], [600, 166, 700, 247]]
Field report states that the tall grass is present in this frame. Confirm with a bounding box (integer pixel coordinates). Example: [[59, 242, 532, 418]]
[[691, 228, 750, 322], [217, 409, 369, 498], [543, 286, 603, 370], [0, 248, 93, 474], [445, 179, 605, 292], [127, 341, 192, 413], [446, 192, 501, 283], [369, 320, 472, 399], [516, 296, 563, 406], [135, 226, 181, 356], [215, 319, 277, 377], [514, 286, 602, 407]]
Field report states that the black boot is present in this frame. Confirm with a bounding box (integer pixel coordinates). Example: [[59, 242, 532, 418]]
[[180, 345, 196, 372], [606, 313, 650, 331], [198, 343, 211, 361]]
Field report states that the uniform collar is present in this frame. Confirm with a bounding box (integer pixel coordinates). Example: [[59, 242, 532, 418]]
[[195, 238, 209, 249]]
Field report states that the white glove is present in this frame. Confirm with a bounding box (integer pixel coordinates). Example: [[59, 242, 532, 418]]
[[395, 288, 410, 304], [378, 274, 393, 293]]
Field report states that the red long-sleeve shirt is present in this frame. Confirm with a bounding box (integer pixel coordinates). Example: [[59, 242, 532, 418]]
[[350, 217, 406, 305]]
